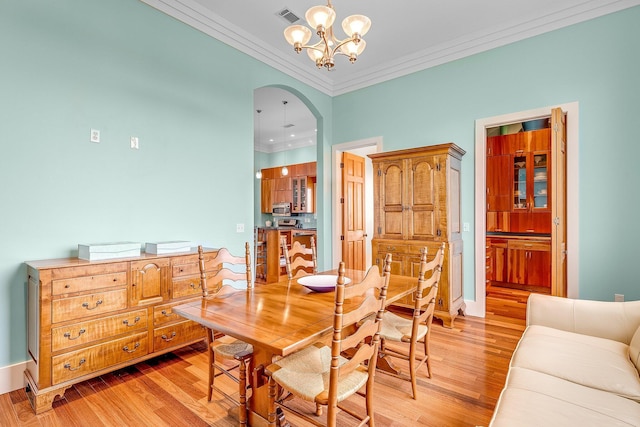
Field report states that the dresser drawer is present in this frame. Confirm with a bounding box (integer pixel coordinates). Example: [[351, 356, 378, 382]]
[[51, 262, 128, 280], [153, 320, 205, 352], [172, 252, 219, 277], [51, 288, 128, 323], [172, 276, 204, 299], [508, 240, 550, 251], [376, 242, 410, 255], [52, 271, 127, 295], [52, 332, 148, 384], [172, 254, 201, 277], [52, 309, 148, 352], [154, 299, 199, 327]]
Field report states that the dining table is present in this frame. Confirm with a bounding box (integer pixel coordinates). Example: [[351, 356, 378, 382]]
[[172, 268, 417, 426]]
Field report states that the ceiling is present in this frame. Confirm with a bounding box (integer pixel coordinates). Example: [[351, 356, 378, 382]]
[[141, 0, 638, 152]]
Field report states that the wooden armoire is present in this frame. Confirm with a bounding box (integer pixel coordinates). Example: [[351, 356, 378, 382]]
[[369, 143, 465, 327]]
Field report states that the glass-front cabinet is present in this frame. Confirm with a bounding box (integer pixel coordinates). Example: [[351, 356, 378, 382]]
[[513, 152, 548, 211], [532, 153, 548, 209]]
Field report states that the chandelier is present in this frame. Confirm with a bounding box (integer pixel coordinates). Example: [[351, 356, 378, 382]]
[[283, 0, 371, 70]]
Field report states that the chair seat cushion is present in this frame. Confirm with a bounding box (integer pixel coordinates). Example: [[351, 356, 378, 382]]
[[212, 337, 253, 359], [269, 344, 368, 403], [380, 311, 428, 342], [511, 325, 640, 402]]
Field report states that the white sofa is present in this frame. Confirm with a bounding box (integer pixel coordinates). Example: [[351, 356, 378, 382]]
[[490, 293, 640, 427]]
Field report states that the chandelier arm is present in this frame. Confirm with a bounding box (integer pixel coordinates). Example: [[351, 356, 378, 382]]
[[331, 37, 360, 56]]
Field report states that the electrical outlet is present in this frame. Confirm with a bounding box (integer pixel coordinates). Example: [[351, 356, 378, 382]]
[[463, 222, 470, 232], [130, 136, 139, 149], [236, 223, 244, 233], [90, 129, 100, 143], [615, 294, 624, 302]]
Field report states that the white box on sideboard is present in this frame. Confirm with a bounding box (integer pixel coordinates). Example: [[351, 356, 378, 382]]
[[145, 241, 192, 254], [78, 242, 141, 261]]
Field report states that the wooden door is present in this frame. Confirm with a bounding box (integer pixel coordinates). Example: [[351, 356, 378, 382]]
[[342, 152, 366, 270], [551, 107, 567, 297]]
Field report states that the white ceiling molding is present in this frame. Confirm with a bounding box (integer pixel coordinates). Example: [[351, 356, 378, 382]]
[[141, 0, 640, 96]]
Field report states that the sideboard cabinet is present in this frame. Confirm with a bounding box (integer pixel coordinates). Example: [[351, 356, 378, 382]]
[[25, 248, 218, 414], [369, 143, 465, 327]]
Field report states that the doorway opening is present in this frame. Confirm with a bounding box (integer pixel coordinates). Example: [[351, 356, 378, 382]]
[[470, 102, 580, 318]]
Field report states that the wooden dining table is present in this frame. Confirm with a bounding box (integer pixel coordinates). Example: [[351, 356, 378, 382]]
[[173, 268, 417, 426]]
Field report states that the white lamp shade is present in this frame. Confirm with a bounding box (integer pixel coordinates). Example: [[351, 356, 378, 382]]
[[284, 25, 312, 46], [342, 15, 371, 38], [340, 39, 366, 56], [305, 5, 336, 30], [307, 47, 324, 62], [281, 166, 289, 176]]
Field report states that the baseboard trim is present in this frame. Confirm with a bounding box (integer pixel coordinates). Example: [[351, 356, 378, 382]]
[[0, 361, 27, 395]]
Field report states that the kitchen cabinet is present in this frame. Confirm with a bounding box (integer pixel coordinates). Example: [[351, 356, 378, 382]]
[[370, 143, 465, 327], [25, 249, 216, 414], [292, 176, 315, 213], [260, 162, 316, 213], [486, 128, 551, 234], [507, 239, 551, 289], [486, 237, 508, 284]]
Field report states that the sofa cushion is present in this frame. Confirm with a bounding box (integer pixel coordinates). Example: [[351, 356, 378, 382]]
[[511, 325, 640, 402], [631, 325, 640, 373], [490, 367, 640, 427]]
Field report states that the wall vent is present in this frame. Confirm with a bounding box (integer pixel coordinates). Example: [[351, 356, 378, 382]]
[[277, 8, 300, 24]]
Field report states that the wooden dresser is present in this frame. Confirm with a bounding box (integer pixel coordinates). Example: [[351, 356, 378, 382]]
[[25, 248, 218, 413], [369, 143, 465, 327]]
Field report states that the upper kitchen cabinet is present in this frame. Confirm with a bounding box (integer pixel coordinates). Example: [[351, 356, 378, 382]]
[[486, 127, 551, 234], [260, 162, 316, 214]]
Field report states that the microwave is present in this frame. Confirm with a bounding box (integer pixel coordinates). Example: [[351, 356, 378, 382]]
[[272, 202, 291, 217]]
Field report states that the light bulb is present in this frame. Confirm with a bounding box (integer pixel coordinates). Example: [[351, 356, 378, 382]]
[[281, 166, 289, 176]]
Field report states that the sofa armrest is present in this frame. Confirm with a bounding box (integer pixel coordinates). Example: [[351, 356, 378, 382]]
[[526, 293, 640, 344]]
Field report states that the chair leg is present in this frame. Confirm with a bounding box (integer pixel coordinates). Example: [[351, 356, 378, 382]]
[[267, 376, 277, 427], [409, 343, 418, 400], [207, 331, 215, 402], [237, 356, 248, 426], [423, 334, 432, 378]]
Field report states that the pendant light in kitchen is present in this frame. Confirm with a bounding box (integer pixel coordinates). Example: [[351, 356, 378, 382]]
[[281, 100, 289, 176], [255, 109, 263, 179]]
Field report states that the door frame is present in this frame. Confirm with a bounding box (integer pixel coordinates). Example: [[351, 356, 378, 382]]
[[331, 137, 383, 269], [469, 102, 580, 317]]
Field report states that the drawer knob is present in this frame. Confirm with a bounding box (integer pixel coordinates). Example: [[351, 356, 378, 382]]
[[122, 316, 141, 327], [122, 342, 141, 353], [82, 300, 103, 310], [161, 331, 177, 342], [161, 310, 171, 317], [64, 328, 86, 340], [63, 358, 86, 371]]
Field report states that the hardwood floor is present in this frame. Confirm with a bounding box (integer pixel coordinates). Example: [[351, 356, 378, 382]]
[[1, 289, 528, 427]]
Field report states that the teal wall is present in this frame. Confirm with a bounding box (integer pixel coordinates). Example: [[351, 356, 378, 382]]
[[0, 0, 331, 367], [1, 0, 638, 373], [332, 6, 640, 303]]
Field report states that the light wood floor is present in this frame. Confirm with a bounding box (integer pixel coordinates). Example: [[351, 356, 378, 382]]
[[0, 287, 528, 427]]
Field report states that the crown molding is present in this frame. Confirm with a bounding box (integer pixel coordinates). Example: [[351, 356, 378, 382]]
[[141, 0, 640, 96]]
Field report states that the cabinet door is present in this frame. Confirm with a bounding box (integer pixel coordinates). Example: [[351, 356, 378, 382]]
[[406, 156, 438, 240], [130, 259, 170, 306], [486, 155, 511, 212], [527, 246, 551, 287], [261, 178, 274, 213], [375, 160, 406, 239]]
